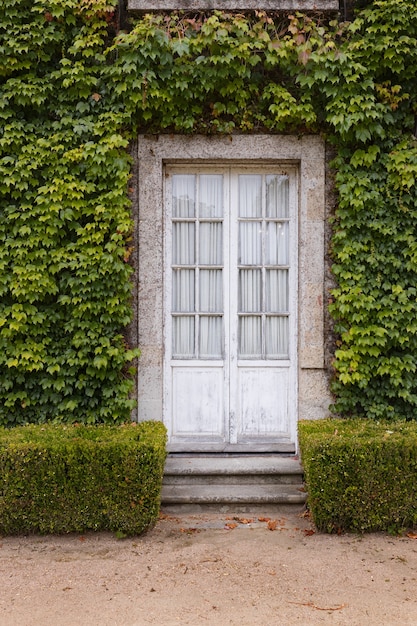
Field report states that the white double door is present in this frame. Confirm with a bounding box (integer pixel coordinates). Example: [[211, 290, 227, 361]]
[[164, 165, 297, 452]]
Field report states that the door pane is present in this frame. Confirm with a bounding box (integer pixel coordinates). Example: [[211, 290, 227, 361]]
[[266, 317, 289, 358], [266, 175, 289, 218], [239, 175, 262, 217], [173, 175, 195, 217], [173, 223, 195, 265], [239, 269, 262, 312], [172, 270, 195, 312], [266, 269, 288, 312], [239, 222, 262, 265], [200, 270, 222, 312], [200, 317, 222, 357], [266, 222, 289, 265], [173, 316, 195, 357], [200, 222, 223, 265], [199, 175, 223, 217], [239, 316, 262, 357]]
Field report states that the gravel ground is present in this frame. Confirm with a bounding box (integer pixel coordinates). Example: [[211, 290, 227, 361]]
[[1, 510, 417, 625]]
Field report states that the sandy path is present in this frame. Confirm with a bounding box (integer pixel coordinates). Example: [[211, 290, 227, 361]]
[[1, 511, 417, 625]]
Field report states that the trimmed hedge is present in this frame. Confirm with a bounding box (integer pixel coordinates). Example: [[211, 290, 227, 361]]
[[298, 419, 417, 534], [0, 421, 166, 536]]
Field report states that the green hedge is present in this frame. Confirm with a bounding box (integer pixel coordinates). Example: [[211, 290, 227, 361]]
[[299, 419, 417, 534], [0, 421, 166, 535]]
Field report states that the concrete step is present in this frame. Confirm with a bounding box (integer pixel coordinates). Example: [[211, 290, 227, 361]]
[[161, 455, 307, 514]]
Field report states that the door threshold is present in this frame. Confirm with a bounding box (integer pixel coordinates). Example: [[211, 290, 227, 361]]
[[167, 444, 296, 455], [167, 451, 298, 458]]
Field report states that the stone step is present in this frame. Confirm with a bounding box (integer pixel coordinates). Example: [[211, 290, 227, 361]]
[[161, 455, 306, 513], [164, 455, 303, 486], [162, 483, 306, 505]]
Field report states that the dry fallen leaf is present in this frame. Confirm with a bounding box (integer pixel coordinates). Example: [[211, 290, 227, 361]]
[[267, 520, 278, 531], [406, 532, 417, 539], [258, 517, 271, 523], [304, 529, 315, 536], [225, 523, 238, 530]]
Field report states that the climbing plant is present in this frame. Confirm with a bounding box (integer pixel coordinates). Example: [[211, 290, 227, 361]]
[[0, 0, 137, 424], [1, 0, 417, 424], [316, 1, 417, 419]]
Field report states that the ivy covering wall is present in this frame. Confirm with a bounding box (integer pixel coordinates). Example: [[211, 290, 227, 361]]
[[1, 0, 417, 424], [0, 0, 137, 424]]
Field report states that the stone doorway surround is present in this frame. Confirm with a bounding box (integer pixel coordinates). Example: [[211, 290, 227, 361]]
[[135, 134, 332, 446]]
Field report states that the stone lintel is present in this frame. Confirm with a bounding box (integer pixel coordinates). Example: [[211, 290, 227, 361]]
[[128, 0, 339, 11]]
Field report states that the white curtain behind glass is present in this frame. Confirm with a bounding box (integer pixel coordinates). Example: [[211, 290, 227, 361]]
[[240, 317, 262, 358], [200, 270, 222, 312], [200, 175, 223, 217], [173, 223, 195, 265], [239, 222, 261, 265], [239, 175, 262, 217], [173, 175, 195, 217], [173, 270, 194, 312], [266, 175, 289, 218], [200, 223, 222, 265], [200, 317, 222, 357], [266, 317, 288, 357], [266, 269, 288, 312], [173, 317, 194, 357], [239, 270, 261, 312]]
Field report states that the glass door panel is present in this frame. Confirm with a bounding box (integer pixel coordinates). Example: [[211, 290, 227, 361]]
[[172, 173, 224, 359], [237, 173, 290, 359]]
